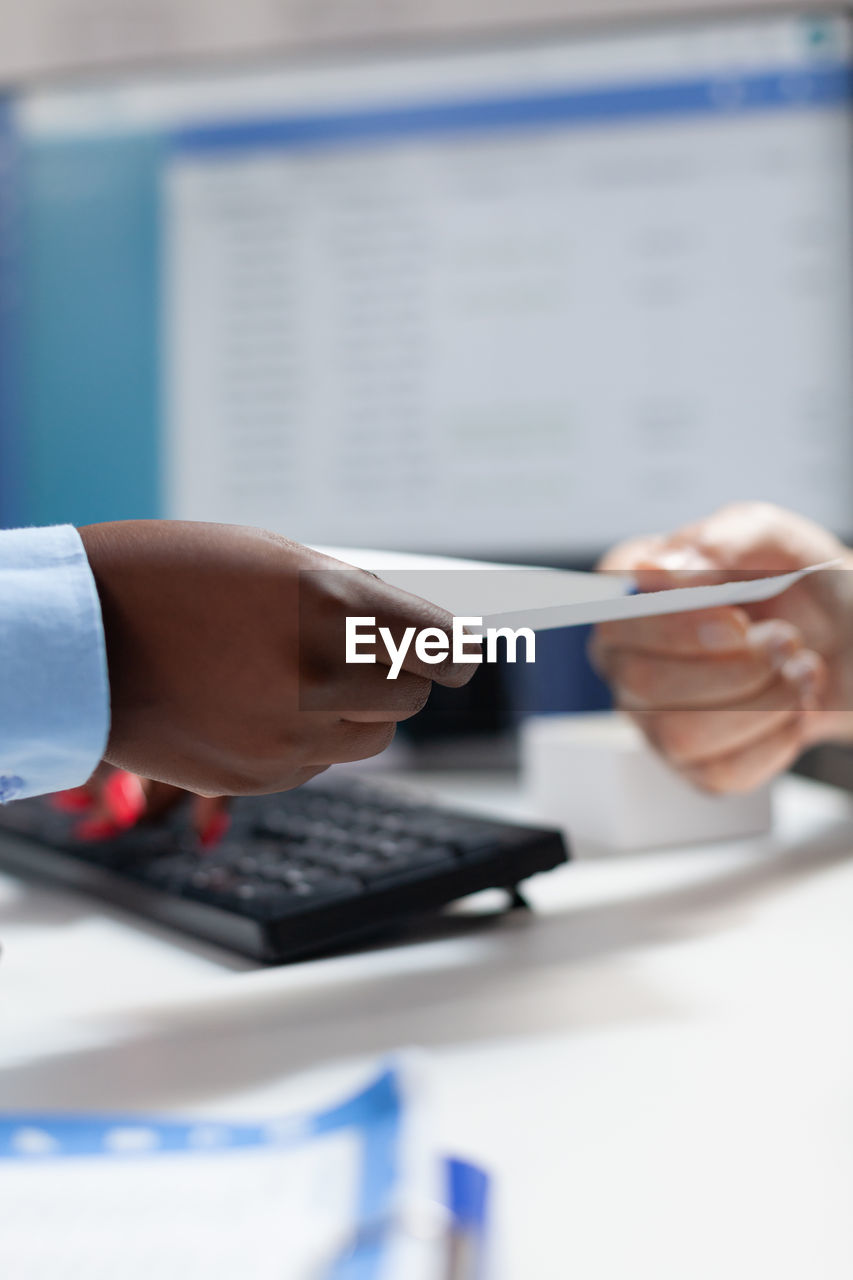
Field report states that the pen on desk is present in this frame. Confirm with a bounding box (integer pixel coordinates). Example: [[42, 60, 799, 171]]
[[445, 1157, 490, 1280]]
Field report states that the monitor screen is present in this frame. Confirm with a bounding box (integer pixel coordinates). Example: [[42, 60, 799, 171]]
[[1, 10, 852, 559]]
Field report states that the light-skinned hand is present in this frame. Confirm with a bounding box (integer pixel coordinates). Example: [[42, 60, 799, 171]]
[[590, 503, 853, 793]]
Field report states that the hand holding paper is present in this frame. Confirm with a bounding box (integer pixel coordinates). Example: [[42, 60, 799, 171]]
[[593, 502, 853, 795], [320, 501, 853, 796], [317, 546, 836, 633]]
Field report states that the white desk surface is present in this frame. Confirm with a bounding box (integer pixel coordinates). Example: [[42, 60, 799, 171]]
[[1, 770, 852, 1279]]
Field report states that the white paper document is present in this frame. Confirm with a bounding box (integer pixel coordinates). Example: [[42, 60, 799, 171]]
[[315, 546, 838, 632], [0, 1063, 463, 1280]]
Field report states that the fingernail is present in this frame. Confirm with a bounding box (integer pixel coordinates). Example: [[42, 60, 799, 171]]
[[698, 619, 747, 651], [751, 621, 799, 670], [783, 651, 822, 704], [73, 818, 122, 843], [656, 547, 713, 572], [50, 787, 93, 814], [199, 811, 230, 849], [103, 771, 146, 829]]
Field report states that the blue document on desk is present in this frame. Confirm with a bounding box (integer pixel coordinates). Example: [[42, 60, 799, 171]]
[[0, 1061, 488, 1279]]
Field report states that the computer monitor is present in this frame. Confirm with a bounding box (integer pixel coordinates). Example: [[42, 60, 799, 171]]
[[1, 9, 852, 564]]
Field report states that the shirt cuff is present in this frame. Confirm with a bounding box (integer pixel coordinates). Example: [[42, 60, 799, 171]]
[[0, 525, 110, 801]]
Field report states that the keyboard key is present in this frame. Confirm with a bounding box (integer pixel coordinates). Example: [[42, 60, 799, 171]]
[[360, 844, 454, 885]]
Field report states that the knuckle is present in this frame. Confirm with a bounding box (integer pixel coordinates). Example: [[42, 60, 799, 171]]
[[299, 652, 337, 698], [301, 568, 349, 616], [305, 567, 386, 634], [421, 603, 455, 633], [384, 585, 453, 636]]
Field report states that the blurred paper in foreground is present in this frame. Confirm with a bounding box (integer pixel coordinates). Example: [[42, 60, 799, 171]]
[[0, 1062, 467, 1279]]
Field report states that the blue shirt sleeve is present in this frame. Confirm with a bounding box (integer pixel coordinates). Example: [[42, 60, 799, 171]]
[[0, 525, 110, 801]]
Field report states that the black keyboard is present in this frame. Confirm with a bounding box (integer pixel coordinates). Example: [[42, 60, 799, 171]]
[[0, 781, 570, 962]]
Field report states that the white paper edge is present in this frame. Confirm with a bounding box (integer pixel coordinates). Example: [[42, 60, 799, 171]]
[[482, 559, 842, 631]]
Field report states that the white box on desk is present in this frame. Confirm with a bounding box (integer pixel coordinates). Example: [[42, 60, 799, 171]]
[[521, 711, 772, 852]]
